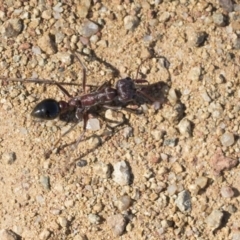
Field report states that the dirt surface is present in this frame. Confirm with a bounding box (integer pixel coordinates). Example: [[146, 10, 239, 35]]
[[1, 0, 240, 239]]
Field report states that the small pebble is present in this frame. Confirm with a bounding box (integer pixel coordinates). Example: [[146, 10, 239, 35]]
[[159, 12, 170, 23], [211, 148, 238, 175], [86, 118, 100, 131], [161, 219, 174, 228], [37, 34, 57, 55], [42, 9, 52, 19], [1, 151, 16, 164], [178, 118, 192, 137], [188, 184, 200, 195], [32, 46, 41, 55], [187, 66, 201, 81], [2, 18, 23, 37], [167, 184, 177, 196], [208, 102, 223, 118], [212, 13, 227, 27], [220, 186, 234, 198], [76, 0, 91, 18], [50, 208, 61, 215], [55, 32, 65, 44], [205, 210, 224, 230], [168, 88, 178, 104], [220, 132, 235, 147], [123, 126, 133, 138], [147, 152, 160, 164], [151, 130, 164, 141], [53, 2, 63, 13], [187, 31, 207, 47], [88, 213, 101, 224], [87, 136, 101, 148], [195, 176, 208, 189], [163, 138, 177, 147], [58, 216, 68, 228], [175, 190, 192, 213], [105, 109, 125, 127], [93, 161, 111, 179], [65, 199, 74, 208], [219, 0, 233, 12], [123, 15, 139, 30], [76, 159, 87, 167], [39, 229, 51, 240], [81, 20, 100, 38], [112, 161, 131, 186], [90, 34, 99, 43], [117, 195, 132, 211], [39, 175, 50, 190], [93, 202, 103, 213], [171, 162, 183, 173], [55, 52, 72, 66], [107, 214, 126, 236]]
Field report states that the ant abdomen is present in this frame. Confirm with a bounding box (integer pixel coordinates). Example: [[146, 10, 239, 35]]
[[31, 99, 60, 120]]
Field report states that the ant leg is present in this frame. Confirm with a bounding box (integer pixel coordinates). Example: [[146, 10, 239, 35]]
[[136, 90, 165, 110], [136, 89, 156, 102], [96, 80, 112, 91], [0, 77, 82, 86], [102, 105, 141, 114], [45, 111, 89, 158], [73, 112, 88, 148], [135, 56, 151, 79], [71, 52, 87, 93], [0, 77, 74, 98], [44, 121, 79, 158]]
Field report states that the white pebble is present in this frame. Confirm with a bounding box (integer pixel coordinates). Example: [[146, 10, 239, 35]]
[[220, 132, 235, 147], [167, 184, 177, 196], [58, 216, 68, 227], [86, 118, 100, 131], [123, 15, 139, 30], [81, 20, 100, 38], [112, 161, 131, 186], [107, 214, 126, 236], [187, 66, 201, 81], [88, 214, 101, 224], [168, 88, 178, 104], [178, 118, 192, 137], [205, 210, 224, 230], [117, 195, 132, 211], [220, 186, 234, 198]]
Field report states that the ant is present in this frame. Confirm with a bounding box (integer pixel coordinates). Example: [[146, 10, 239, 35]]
[[1, 53, 167, 158]]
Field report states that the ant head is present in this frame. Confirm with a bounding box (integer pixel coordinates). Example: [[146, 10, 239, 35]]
[[31, 99, 60, 120]]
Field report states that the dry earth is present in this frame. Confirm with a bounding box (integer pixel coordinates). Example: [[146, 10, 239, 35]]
[[1, 0, 240, 239]]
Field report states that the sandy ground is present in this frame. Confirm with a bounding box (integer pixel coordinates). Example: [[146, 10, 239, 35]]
[[1, 0, 240, 239]]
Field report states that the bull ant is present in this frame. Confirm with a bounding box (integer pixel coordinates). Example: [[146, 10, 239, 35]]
[[0, 53, 167, 158]]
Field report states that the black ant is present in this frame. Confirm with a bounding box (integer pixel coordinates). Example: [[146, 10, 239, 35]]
[[1, 53, 168, 158]]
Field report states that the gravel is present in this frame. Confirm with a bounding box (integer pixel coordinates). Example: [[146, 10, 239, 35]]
[[81, 20, 100, 38], [205, 210, 224, 230], [175, 190, 192, 213], [1, 1, 240, 239], [220, 132, 235, 147], [112, 161, 131, 186], [220, 185, 235, 198], [107, 214, 126, 236]]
